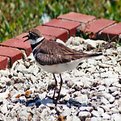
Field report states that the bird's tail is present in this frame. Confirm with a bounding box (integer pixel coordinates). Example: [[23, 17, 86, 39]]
[[82, 52, 102, 58]]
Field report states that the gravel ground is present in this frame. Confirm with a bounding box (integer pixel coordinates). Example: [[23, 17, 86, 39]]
[[0, 37, 121, 121]]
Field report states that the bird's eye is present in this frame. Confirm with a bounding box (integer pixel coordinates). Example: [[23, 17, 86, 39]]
[[29, 33, 36, 39]]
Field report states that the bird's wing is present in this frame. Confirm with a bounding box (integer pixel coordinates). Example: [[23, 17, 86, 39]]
[[34, 40, 101, 65]]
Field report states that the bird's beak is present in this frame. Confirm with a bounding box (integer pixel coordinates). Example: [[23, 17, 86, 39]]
[[23, 35, 29, 42]]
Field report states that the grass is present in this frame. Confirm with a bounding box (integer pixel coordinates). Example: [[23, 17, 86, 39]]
[[1, 0, 121, 42]]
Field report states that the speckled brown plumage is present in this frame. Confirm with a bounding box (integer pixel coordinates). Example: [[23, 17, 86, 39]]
[[33, 39, 101, 65]]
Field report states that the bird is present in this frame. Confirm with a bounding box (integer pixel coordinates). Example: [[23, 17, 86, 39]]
[[23, 28, 102, 105]]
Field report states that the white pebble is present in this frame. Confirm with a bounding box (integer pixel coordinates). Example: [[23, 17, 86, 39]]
[[91, 110, 100, 117], [62, 107, 71, 116], [91, 117, 100, 121], [111, 113, 121, 121], [0, 89, 10, 101], [72, 116, 81, 121], [0, 103, 8, 114], [103, 92, 115, 103], [79, 111, 91, 117], [79, 106, 93, 112], [75, 94, 89, 105], [97, 107, 104, 115], [101, 97, 109, 105], [102, 113, 110, 120]]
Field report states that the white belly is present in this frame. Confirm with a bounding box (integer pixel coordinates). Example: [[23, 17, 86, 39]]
[[37, 59, 81, 74]]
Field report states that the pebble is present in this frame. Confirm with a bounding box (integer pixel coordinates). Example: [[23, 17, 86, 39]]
[[97, 107, 104, 114], [101, 97, 109, 105], [0, 37, 121, 120], [0, 89, 10, 101], [62, 107, 71, 116], [0, 103, 8, 114], [66, 115, 80, 121], [79, 111, 91, 117], [79, 106, 93, 112], [98, 85, 106, 91], [0, 113, 6, 121], [102, 112, 110, 120], [91, 117, 100, 121], [91, 110, 100, 117], [111, 113, 121, 121], [109, 86, 117, 93], [103, 92, 115, 103], [75, 94, 89, 105]]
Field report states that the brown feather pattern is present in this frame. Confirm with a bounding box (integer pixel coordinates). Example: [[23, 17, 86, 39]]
[[33, 39, 101, 65]]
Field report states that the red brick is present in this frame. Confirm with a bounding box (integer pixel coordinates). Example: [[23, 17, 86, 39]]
[[36, 26, 68, 42], [43, 35, 56, 41], [16, 32, 28, 42], [0, 56, 9, 69], [58, 12, 96, 23], [17, 31, 56, 41], [43, 19, 80, 36], [0, 46, 22, 66], [16, 33, 32, 55], [0, 38, 32, 56], [80, 18, 116, 39], [98, 22, 121, 41]]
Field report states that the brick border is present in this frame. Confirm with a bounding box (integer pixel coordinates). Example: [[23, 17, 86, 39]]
[[0, 12, 121, 69]]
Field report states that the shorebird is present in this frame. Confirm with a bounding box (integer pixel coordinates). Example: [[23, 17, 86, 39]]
[[23, 28, 102, 105]]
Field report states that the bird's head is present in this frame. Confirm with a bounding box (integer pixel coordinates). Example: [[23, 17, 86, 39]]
[[23, 29, 44, 45]]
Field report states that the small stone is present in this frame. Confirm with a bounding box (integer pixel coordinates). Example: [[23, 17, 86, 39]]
[[97, 107, 104, 115], [25, 90, 32, 97], [103, 92, 115, 103], [111, 107, 119, 113], [75, 94, 89, 105], [103, 78, 116, 86], [79, 106, 93, 112], [101, 104, 111, 112], [0, 69, 10, 77], [114, 66, 121, 72], [85, 39, 97, 48], [0, 89, 10, 101], [66, 80, 74, 88], [111, 113, 121, 121], [28, 112, 33, 121], [17, 63, 27, 71], [98, 85, 106, 91], [91, 110, 100, 117], [85, 118, 91, 121], [81, 62, 88, 69], [79, 111, 91, 117], [66, 116, 72, 121], [18, 109, 29, 120], [109, 87, 117, 93], [102, 113, 110, 120], [101, 97, 109, 105], [63, 93, 70, 101], [0, 113, 6, 121], [112, 91, 120, 97], [60, 88, 69, 96], [113, 82, 121, 88], [0, 103, 8, 114], [62, 107, 71, 116], [105, 49, 114, 55], [72, 116, 80, 121], [98, 63, 111, 68], [91, 117, 99, 121]]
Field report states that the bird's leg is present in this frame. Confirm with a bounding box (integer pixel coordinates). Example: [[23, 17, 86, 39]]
[[55, 74, 63, 104], [52, 74, 57, 100]]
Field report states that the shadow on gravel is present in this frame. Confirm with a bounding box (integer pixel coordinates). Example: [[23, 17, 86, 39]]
[[14, 95, 89, 108]]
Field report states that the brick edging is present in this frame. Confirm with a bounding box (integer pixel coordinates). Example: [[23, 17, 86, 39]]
[[0, 12, 121, 69]]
